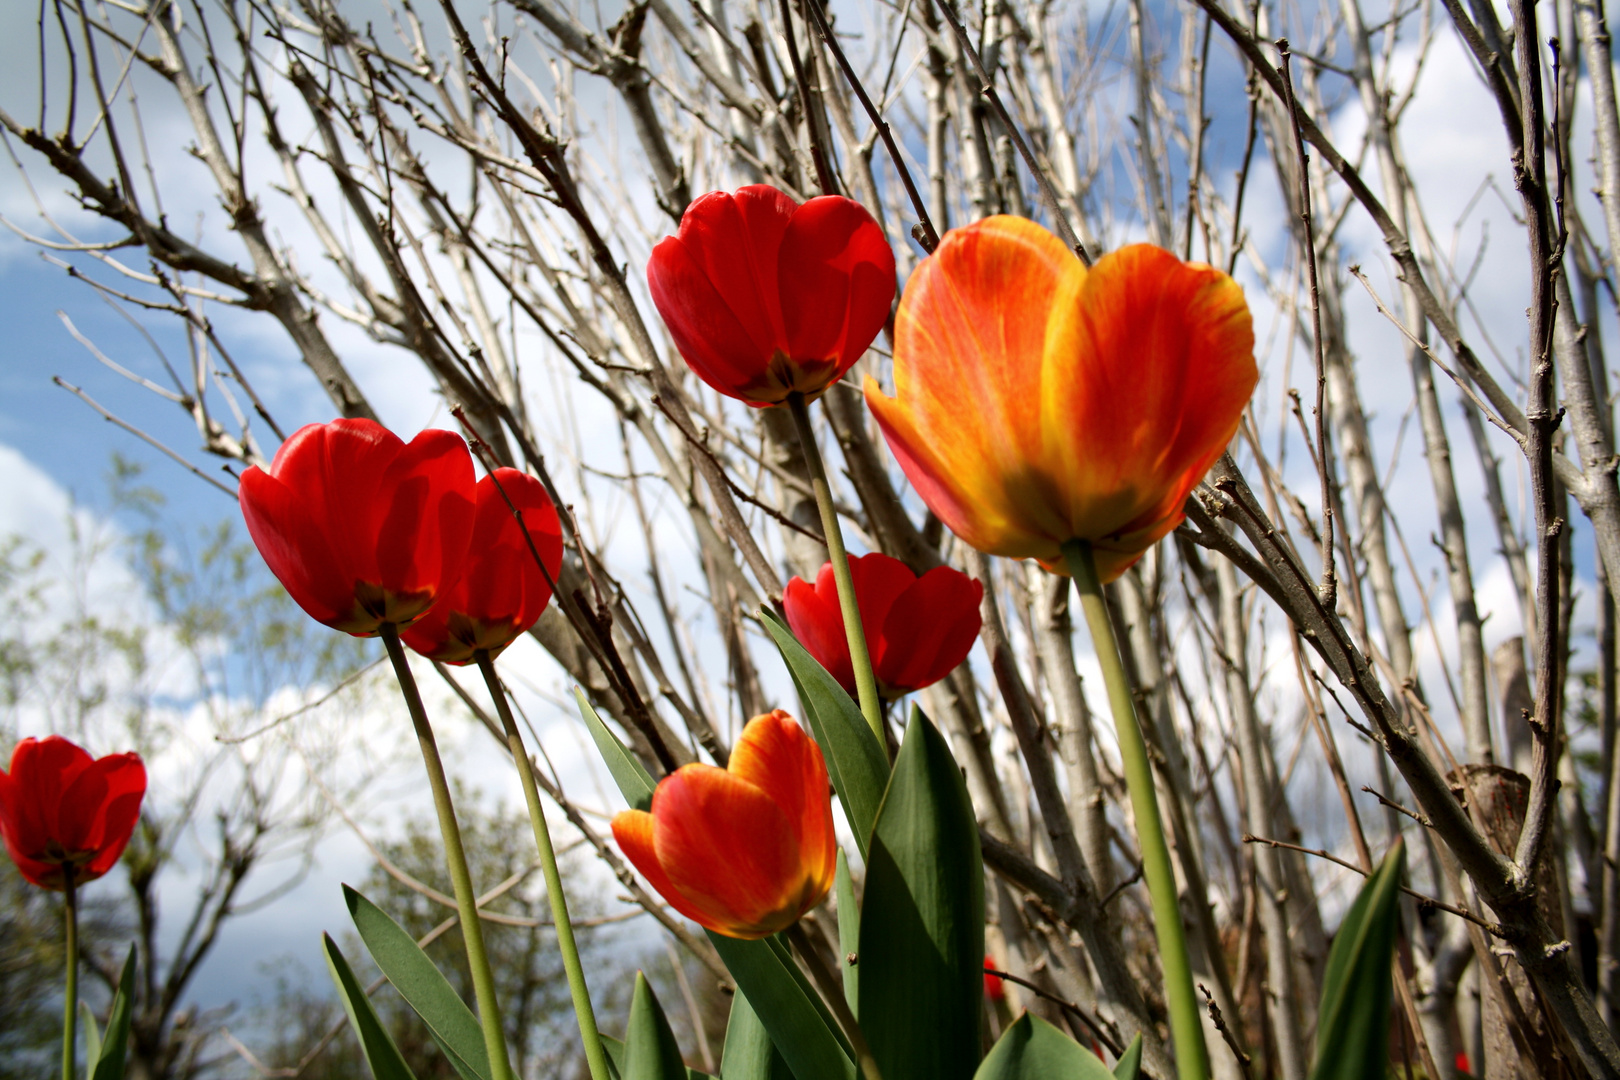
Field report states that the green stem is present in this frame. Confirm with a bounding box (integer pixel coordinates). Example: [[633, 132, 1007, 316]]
[[475, 650, 612, 1080], [381, 625, 515, 1080], [62, 866, 77, 1080], [1064, 539, 1209, 1080], [787, 392, 885, 748]]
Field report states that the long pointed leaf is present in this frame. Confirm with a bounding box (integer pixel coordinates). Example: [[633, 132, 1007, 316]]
[[720, 988, 795, 1080], [709, 932, 855, 1080], [323, 934, 419, 1080], [1112, 1034, 1143, 1080], [576, 687, 657, 811], [88, 946, 135, 1080], [80, 1001, 102, 1079], [1309, 840, 1406, 1080], [972, 1014, 1115, 1080], [858, 709, 984, 1080], [761, 608, 889, 860], [345, 886, 492, 1080], [835, 851, 859, 1015], [624, 972, 690, 1080]]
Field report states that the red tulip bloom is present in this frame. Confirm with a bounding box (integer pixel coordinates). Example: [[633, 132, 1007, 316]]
[[983, 956, 1006, 1002], [402, 468, 564, 664], [612, 711, 836, 939], [0, 736, 146, 891], [784, 553, 983, 699], [647, 185, 896, 407], [240, 419, 477, 636]]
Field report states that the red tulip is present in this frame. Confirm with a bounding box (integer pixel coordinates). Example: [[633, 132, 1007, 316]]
[[612, 711, 836, 939], [983, 956, 1006, 1002], [239, 419, 477, 636], [865, 221, 1257, 582], [402, 468, 564, 664], [784, 552, 983, 699], [647, 185, 896, 407], [0, 736, 146, 891]]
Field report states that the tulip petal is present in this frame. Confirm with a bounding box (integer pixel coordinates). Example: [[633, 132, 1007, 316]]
[[13, 736, 93, 851], [653, 764, 810, 937], [868, 217, 1078, 559], [876, 568, 984, 693], [779, 196, 896, 378], [728, 712, 836, 904], [783, 572, 855, 692], [845, 553, 918, 676], [612, 809, 733, 932], [292, 420, 403, 590], [376, 429, 476, 614], [240, 466, 363, 629], [1040, 245, 1256, 575], [647, 187, 797, 402]]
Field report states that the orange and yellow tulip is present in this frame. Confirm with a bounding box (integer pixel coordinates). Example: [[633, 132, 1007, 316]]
[[864, 218, 1257, 582], [611, 710, 836, 939]]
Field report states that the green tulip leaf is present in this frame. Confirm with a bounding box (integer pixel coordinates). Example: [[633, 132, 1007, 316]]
[[576, 687, 657, 811], [1309, 840, 1407, 1080], [89, 945, 136, 1080], [323, 933, 419, 1080], [709, 932, 855, 1080], [1112, 1034, 1143, 1080], [720, 987, 796, 1080], [623, 972, 692, 1080], [761, 607, 889, 860], [972, 1014, 1116, 1080], [603, 1032, 716, 1080], [835, 850, 859, 1015], [344, 886, 492, 1080], [858, 709, 984, 1080], [80, 1001, 102, 1078]]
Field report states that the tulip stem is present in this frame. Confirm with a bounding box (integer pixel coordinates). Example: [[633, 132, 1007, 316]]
[[475, 650, 612, 1080], [62, 866, 77, 1080], [381, 626, 515, 1080], [787, 392, 885, 749], [1064, 540, 1209, 1080]]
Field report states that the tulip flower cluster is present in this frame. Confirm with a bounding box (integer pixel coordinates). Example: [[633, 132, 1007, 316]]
[[239, 418, 563, 660]]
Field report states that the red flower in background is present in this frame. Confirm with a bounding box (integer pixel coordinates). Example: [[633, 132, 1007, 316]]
[[647, 185, 896, 407], [0, 736, 146, 891], [784, 553, 983, 699], [983, 956, 1006, 1002], [612, 711, 836, 939], [402, 468, 564, 664], [239, 419, 476, 636]]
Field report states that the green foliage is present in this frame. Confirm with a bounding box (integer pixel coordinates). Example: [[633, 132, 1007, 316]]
[[858, 710, 984, 1080], [576, 688, 656, 811], [623, 972, 691, 1080], [346, 887, 492, 1080], [325, 933, 421, 1080], [1309, 842, 1407, 1080], [972, 1014, 1115, 1080], [1112, 1034, 1143, 1080], [718, 989, 794, 1080], [349, 802, 621, 1080]]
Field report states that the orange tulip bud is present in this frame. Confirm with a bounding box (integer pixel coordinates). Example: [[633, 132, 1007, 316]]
[[865, 219, 1257, 582], [611, 711, 836, 939]]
